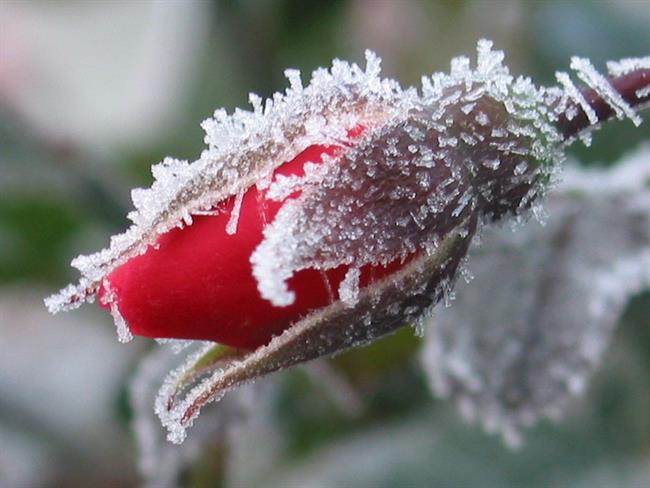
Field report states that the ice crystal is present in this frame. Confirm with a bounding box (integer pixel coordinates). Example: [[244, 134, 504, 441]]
[[421, 145, 650, 447]]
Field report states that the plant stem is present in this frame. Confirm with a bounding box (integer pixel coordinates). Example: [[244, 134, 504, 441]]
[[556, 68, 650, 141]]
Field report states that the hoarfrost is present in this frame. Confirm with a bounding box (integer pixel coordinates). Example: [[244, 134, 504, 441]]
[[225, 191, 244, 235], [99, 280, 133, 343], [636, 85, 650, 99], [421, 145, 650, 447], [475, 111, 489, 126], [156, 225, 475, 442], [46, 41, 647, 345], [43, 40, 650, 442]]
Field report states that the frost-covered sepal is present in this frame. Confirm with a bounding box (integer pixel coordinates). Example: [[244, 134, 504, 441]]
[[157, 224, 475, 443]]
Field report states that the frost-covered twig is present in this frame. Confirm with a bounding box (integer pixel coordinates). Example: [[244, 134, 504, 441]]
[[555, 58, 649, 141]]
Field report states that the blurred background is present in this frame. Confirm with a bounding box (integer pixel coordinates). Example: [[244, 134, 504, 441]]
[[0, 1, 649, 487]]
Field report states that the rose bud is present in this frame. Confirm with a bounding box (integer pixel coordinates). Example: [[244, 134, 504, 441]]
[[96, 135, 413, 350], [46, 41, 649, 442]]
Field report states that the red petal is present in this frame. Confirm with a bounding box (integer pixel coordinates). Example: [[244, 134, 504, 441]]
[[100, 143, 407, 349]]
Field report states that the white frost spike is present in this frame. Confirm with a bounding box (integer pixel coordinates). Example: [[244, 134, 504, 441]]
[[225, 191, 244, 235], [607, 56, 650, 76], [636, 85, 650, 98], [284, 69, 303, 92], [555, 71, 598, 125], [570, 57, 642, 126], [339, 268, 361, 308], [100, 280, 133, 343]]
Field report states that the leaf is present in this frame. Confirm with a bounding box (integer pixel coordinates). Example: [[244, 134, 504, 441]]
[[420, 144, 650, 446]]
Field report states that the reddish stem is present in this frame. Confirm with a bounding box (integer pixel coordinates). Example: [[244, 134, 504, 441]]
[[556, 68, 650, 141]]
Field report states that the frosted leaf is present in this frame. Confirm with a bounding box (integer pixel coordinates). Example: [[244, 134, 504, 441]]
[[130, 344, 258, 486], [421, 145, 650, 446], [42, 40, 649, 443]]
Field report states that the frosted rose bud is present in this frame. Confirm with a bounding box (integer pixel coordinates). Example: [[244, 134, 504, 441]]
[[96, 136, 413, 350], [45, 41, 649, 443]]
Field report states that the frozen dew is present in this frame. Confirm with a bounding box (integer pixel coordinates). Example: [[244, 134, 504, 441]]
[[131, 344, 259, 485], [475, 111, 489, 126], [636, 85, 650, 99], [43, 39, 649, 443], [251, 40, 568, 308], [46, 45, 417, 315], [513, 161, 528, 176], [482, 158, 501, 170], [225, 191, 244, 235], [158, 225, 476, 441]]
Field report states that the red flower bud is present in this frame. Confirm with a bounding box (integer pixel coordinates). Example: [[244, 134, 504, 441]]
[[98, 137, 409, 349]]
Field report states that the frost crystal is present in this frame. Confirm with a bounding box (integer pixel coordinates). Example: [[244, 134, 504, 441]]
[[555, 72, 598, 125], [130, 344, 258, 485], [46, 40, 645, 335], [99, 280, 133, 343]]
